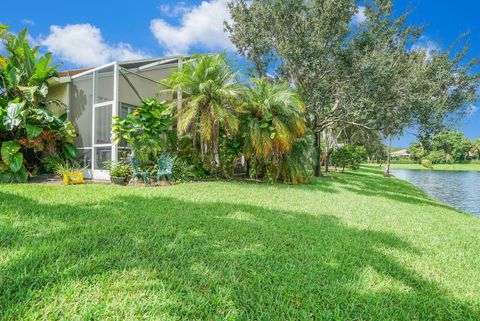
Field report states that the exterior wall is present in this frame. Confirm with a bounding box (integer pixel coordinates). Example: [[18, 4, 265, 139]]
[[46, 82, 70, 116]]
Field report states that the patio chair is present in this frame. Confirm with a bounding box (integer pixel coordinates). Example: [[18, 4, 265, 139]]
[[130, 155, 150, 184], [157, 155, 174, 183]]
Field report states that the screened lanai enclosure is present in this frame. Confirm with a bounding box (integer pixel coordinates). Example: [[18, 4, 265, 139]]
[[60, 57, 182, 179]]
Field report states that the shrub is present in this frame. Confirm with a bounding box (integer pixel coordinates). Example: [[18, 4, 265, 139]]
[[421, 159, 433, 169], [42, 155, 63, 173], [330, 145, 364, 172], [426, 150, 444, 164], [104, 161, 132, 178]]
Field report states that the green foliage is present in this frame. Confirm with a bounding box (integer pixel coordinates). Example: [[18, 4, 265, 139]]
[[0, 28, 76, 181], [163, 54, 240, 170], [104, 161, 132, 178], [407, 142, 425, 162], [432, 131, 472, 162], [112, 98, 173, 165], [41, 154, 62, 173], [421, 159, 433, 169], [330, 145, 365, 172], [54, 160, 84, 178], [239, 77, 309, 183], [426, 150, 445, 164]]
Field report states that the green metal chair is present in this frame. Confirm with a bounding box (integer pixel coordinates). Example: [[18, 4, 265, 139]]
[[130, 155, 150, 184], [157, 155, 174, 183]]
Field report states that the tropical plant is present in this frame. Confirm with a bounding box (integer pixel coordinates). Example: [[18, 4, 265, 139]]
[[239, 78, 308, 183], [112, 98, 173, 165], [104, 161, 132, 178], [163, 54, 240, 170], [0, 26, 76, 182]]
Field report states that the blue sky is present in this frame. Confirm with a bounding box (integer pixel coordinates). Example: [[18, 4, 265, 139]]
[[1, 0, 479, 147]]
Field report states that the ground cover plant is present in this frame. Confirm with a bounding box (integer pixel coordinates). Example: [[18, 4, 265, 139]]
[[1, 167, 479, 320]]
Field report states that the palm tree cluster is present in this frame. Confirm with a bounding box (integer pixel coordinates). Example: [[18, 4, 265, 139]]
[[163, 54, 309, 183]]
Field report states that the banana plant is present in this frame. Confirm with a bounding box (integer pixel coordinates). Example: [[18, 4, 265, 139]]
[[0, 27, 77, 182]]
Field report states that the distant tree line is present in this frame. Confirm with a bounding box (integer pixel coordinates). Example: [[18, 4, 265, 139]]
[[407, 131, 480, 164]]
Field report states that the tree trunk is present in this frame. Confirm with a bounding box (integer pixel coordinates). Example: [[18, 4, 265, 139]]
[[245, 159, 250, 178], [314, 130, 322, 177], [324, 149, 330, 173], [384, 136, 392, 177]]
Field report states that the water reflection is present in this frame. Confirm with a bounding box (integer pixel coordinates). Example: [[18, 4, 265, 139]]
[[393, 169, 480, 217]]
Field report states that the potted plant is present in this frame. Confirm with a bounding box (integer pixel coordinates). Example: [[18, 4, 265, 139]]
[[55, 161, 85, 185], [105, 161, 132, 185]]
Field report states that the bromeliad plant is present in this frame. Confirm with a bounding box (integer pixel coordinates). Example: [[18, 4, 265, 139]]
[[0, 26, 77, 182]]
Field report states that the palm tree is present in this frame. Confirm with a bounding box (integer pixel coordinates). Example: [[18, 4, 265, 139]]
[[240, 78, 307, 181], [163, 54, 240, 168]]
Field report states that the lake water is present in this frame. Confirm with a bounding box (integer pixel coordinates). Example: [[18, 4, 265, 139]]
[[393, 169, 480, 217]]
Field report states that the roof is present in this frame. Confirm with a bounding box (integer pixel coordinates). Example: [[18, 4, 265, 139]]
[[391, 149, 410, 157], [57, 68, 92, 77]]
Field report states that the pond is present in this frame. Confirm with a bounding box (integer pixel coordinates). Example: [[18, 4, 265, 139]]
[[393, 169, 480, 217]]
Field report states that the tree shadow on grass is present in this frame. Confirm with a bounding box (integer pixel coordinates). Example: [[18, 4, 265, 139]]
[[0, 190, 478, 320]]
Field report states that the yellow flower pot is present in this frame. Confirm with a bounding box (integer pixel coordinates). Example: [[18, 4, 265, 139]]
[[63, 171, 84, 185]]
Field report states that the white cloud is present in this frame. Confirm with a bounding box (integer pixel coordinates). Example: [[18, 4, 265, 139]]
[[159, 2, 191, 17], [466, 105, 478, 116], [411, 37, 440, 61], [352, 6, 367, 25], [40, 24, 146, 67], [150, 0, 234, 55]]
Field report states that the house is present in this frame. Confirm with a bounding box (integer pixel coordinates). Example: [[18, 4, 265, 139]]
[[391, 149, 410, 158], [47, 57, 184, 179]]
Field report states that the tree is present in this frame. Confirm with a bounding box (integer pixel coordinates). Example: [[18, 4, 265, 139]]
[[330, 145, 365, 172], [163, 54, 240, 171], [407, 142, 425, 162], [0, 27, 76, 182], [227, 0, 479, 178], [470, 138, 480, 161], [226, 0, 363, 177], [432, 131, 472, 162], [239, 77, 308, 183]]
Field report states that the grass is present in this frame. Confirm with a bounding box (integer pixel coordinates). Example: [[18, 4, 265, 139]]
[[366, 162, 480, 171], [1, 168, 479, 320]]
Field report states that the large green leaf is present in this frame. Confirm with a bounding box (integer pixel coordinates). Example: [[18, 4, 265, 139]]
[[27, 123, 43, 137], [1, 140, 21, 166], [63, 143, 77, 159], [32, 108, 54, 122], [13, 166, 28, 182], [0, 171, 14, 183], [3, 101, 25, 130], [9, 152, 23, 172], [18, 85, 38, 103], [23, 41, 35, 78]]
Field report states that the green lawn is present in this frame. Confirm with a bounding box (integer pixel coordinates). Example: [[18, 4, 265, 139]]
[[1, 169, 479, 320], [366, 162, 480, 171]]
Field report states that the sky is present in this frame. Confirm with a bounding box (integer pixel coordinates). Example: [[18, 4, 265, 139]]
[[1, 0, 479, 147]]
